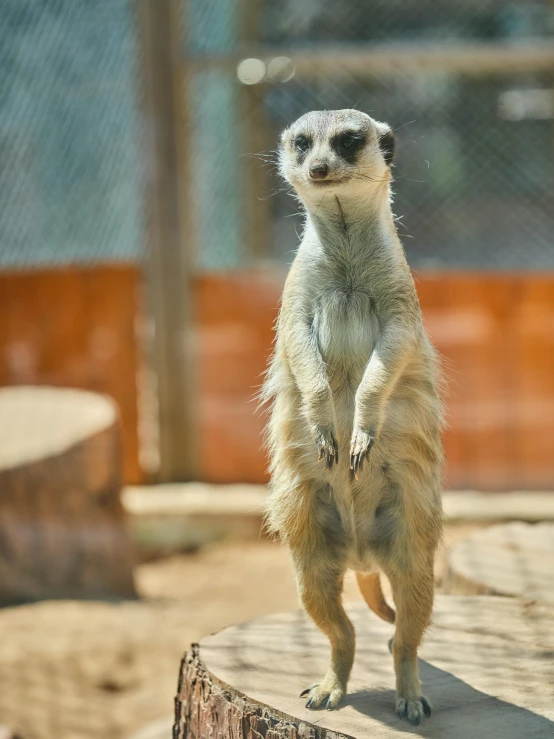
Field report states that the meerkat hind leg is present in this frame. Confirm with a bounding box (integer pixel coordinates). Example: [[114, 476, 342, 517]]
[[293, 549, 354, 710], [385, 564, 434, 725]]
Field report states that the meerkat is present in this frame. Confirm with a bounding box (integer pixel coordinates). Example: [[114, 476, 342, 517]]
[[262, 109, 444, 725]]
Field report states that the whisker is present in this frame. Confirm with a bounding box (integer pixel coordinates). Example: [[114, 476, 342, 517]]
[[258, 186, 293, 201], [392, 119, 416, 133]]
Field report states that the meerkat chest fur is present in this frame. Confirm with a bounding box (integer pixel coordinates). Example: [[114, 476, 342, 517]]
[[312, 254, 378, 379], [303, 205, 395, 388]]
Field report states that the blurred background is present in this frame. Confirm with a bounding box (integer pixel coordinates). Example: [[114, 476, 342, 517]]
[[1, 1, 554, 737]]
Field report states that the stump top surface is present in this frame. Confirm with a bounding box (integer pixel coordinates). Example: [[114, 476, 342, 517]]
[[0, 386, 116, 469], [449, 522, 554, 603], [199, 596, 554, 738]]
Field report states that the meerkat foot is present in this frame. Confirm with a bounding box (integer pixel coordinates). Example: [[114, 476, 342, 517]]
[[301, 681, 345, 710], [315, 426, 339, 470], [395, 695, 432, 725], [349, 427, 374, 479]]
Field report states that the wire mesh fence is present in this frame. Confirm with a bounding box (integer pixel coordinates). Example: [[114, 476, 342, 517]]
[[0, 0, 144, 269], [181, 0, 554, 271]]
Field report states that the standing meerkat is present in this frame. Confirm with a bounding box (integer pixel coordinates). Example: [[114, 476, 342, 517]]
[[262, 109, 444, 725]]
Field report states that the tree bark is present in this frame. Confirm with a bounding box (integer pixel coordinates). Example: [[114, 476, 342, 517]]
[[174, 644, 342, 739]]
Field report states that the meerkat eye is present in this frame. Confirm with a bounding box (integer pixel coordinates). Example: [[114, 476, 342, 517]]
[[294, 135, 311, 153], [340, 134, 356, 149], [332, 131, 365, 161]]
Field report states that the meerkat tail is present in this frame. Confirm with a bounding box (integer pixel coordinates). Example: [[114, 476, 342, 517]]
[[356, 572, 396, 624]]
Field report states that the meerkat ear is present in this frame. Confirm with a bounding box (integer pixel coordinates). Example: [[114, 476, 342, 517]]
[[376, 123, 395, 166]]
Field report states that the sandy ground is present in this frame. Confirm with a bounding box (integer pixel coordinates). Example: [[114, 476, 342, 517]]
[[0, 524, 479, 739]]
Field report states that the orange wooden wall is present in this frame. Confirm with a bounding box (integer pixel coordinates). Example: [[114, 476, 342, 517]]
[[4, 266, 551, 490], [194, 271, 281, 484], [194, 271, 554, 490], [417, 273, 554, 490], [0, 265, 141, 483]]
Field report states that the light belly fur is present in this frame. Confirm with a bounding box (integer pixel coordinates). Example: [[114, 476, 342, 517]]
[[312, 299, 381, 567], [314, 295, 378, 439]]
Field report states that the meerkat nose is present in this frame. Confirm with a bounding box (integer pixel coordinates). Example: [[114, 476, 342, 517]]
[[309, 163, 329, 180]]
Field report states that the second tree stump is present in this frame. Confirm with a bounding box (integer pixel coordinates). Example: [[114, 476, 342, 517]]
[[0, 386, 136, 604], [444, 521, 554, 602]]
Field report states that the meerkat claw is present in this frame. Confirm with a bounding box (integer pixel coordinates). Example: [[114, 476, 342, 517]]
[[326, 451, 336, 470], [396, 696, 432, 725], [350, 452, 365, 480], [349, 430, 374, 479], [316, 427, 338, 470]]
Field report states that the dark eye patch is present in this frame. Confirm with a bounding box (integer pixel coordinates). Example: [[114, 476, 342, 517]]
[[331, 130, 365, 163], [292, 134, 311, 161], [378, 128, 395, 166]]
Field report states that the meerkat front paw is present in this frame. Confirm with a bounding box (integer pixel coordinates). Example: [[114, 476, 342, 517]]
[[395, 695, 432, 725], [300, 680, 345, 710], [349, 427, 374, 479], [315, 425, 339, 470]]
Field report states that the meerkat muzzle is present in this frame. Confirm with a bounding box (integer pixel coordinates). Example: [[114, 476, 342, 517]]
[[309, 162, 329, 180]]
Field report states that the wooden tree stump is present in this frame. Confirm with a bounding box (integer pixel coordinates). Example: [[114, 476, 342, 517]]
[[0, 386, 136, 604], [444, 521, 554, 602], [0, 727, 20, 739], [174, 596, 554, 738]]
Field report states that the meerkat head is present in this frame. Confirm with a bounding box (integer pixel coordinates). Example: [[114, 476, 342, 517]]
[[279, 109, 394, 205]]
